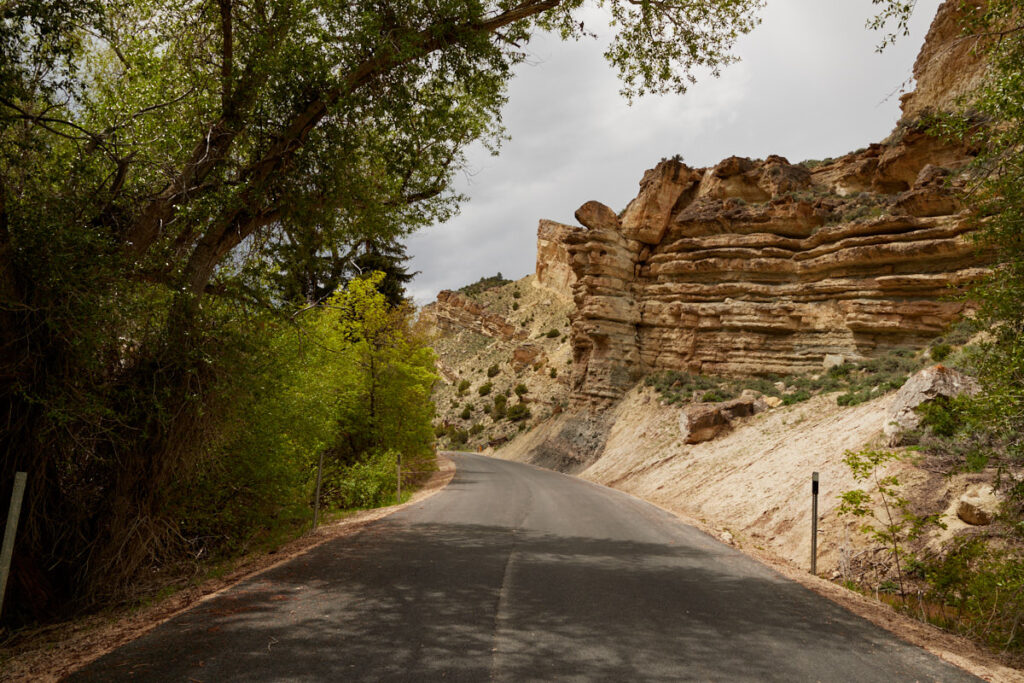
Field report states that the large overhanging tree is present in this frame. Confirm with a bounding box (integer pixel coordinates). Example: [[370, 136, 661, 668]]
[[0, 0, 761, 619]]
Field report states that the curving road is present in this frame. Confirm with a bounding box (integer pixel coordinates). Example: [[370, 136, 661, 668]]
[[69, 452, 977, 682]]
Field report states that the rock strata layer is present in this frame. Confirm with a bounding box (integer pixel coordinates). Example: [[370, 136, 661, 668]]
[[536, 2, 994, 407], [555, 137, 989, 406], [421, 290, 526, 342]]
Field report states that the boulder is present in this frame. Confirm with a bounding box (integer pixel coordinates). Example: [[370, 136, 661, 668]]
[[574, 201, 621, 232], [512, 344, 545, 371], [719, 396, 760, 420], [679, 403, 732, 444], [884, 365, 981, 445], [956, 484, 1001, 526], [823, 354, 845, 370], [763, 396, 783, 409]]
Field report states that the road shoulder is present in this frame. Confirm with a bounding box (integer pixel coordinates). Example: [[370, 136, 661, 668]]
[[0, 455, 456, 683]]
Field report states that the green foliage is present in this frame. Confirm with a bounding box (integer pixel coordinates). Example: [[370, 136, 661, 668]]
[[325, 449, 401, 510], [492, 394, 508, 420], [782, 389, 811, 405], [460, 406, 471, 420], [545, 329, 560, 338], [477, 382, 493, 396], [469, 423, 484, 436], [918, 539, 1024, 653], [459, 273, 512, 298], [512, 302, 520, 311], [457, 379, 471, 396], [550, 367, 558, 379], [930, 343, 952, 362], [447, 428, 469, 447], [644, 348, 925, 409], [514, 383, 528, 396], [838, 448, 945, 597], [512, 290, 521, 299], [487, 364, 500, 378], [506, 403, 531, 422], [169, 274, 437, 566]]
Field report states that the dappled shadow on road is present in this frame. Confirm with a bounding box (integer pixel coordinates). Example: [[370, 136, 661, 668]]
[[68, 518, 975, 682]]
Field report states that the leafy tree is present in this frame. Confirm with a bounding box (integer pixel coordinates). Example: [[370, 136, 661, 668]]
[[0, 0, 762, 622], [348, 238, 418, 308], [837, 448, 944, 598]]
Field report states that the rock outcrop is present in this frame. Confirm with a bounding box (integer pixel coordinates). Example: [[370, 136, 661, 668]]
[[898, 0, 989, 121], [541, 2, 994, 408], [421, 289, 527, 342], [536, 220, 581, 299], [883, 364, 981, 444], [560, 153, 987, 406]]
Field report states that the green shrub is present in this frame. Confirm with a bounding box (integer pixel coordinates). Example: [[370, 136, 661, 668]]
[[326, 449, 399, 510], [545, 329, 559, 338], [507, 403, 531, 421], [550, 367, 557, 378], [459, 273, 512, 297], [487, 364, 500, 378], [782, 389, 811, 405], [514, 383, 528, 396], [920, 540, 1024, 653], [512, 302, 519, 311], [460, 406, 471, 420], [930, 343, 952, 362], [469, 423, 484, 435], [477, 382, 493, 396], [492, 394, 507, 419], [513, 290, 521, 299], [448, 428, 469, 446], [457, 379, 470, 396]]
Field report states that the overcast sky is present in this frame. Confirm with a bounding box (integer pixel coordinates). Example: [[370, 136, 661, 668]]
[[406, 0, 943, 305]]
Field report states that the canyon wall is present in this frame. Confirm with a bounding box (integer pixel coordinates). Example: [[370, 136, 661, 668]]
[[542, 2, 992, 407]]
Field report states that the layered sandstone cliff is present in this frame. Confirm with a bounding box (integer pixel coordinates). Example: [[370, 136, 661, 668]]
[[541, 3, 993, 407]]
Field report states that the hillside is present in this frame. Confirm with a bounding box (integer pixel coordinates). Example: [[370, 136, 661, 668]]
[[421, 274, 574, 451]]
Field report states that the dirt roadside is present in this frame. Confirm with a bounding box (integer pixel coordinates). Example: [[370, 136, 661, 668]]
[[0, 455, 456, 683]]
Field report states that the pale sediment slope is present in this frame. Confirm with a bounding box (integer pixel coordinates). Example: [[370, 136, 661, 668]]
[[495, 386, 987, 578]]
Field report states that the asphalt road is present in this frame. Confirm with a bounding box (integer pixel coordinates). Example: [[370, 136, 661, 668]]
[[69, 452, 978, 682]]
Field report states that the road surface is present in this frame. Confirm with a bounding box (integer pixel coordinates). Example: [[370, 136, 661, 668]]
[[70, 452, 977, 681]]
